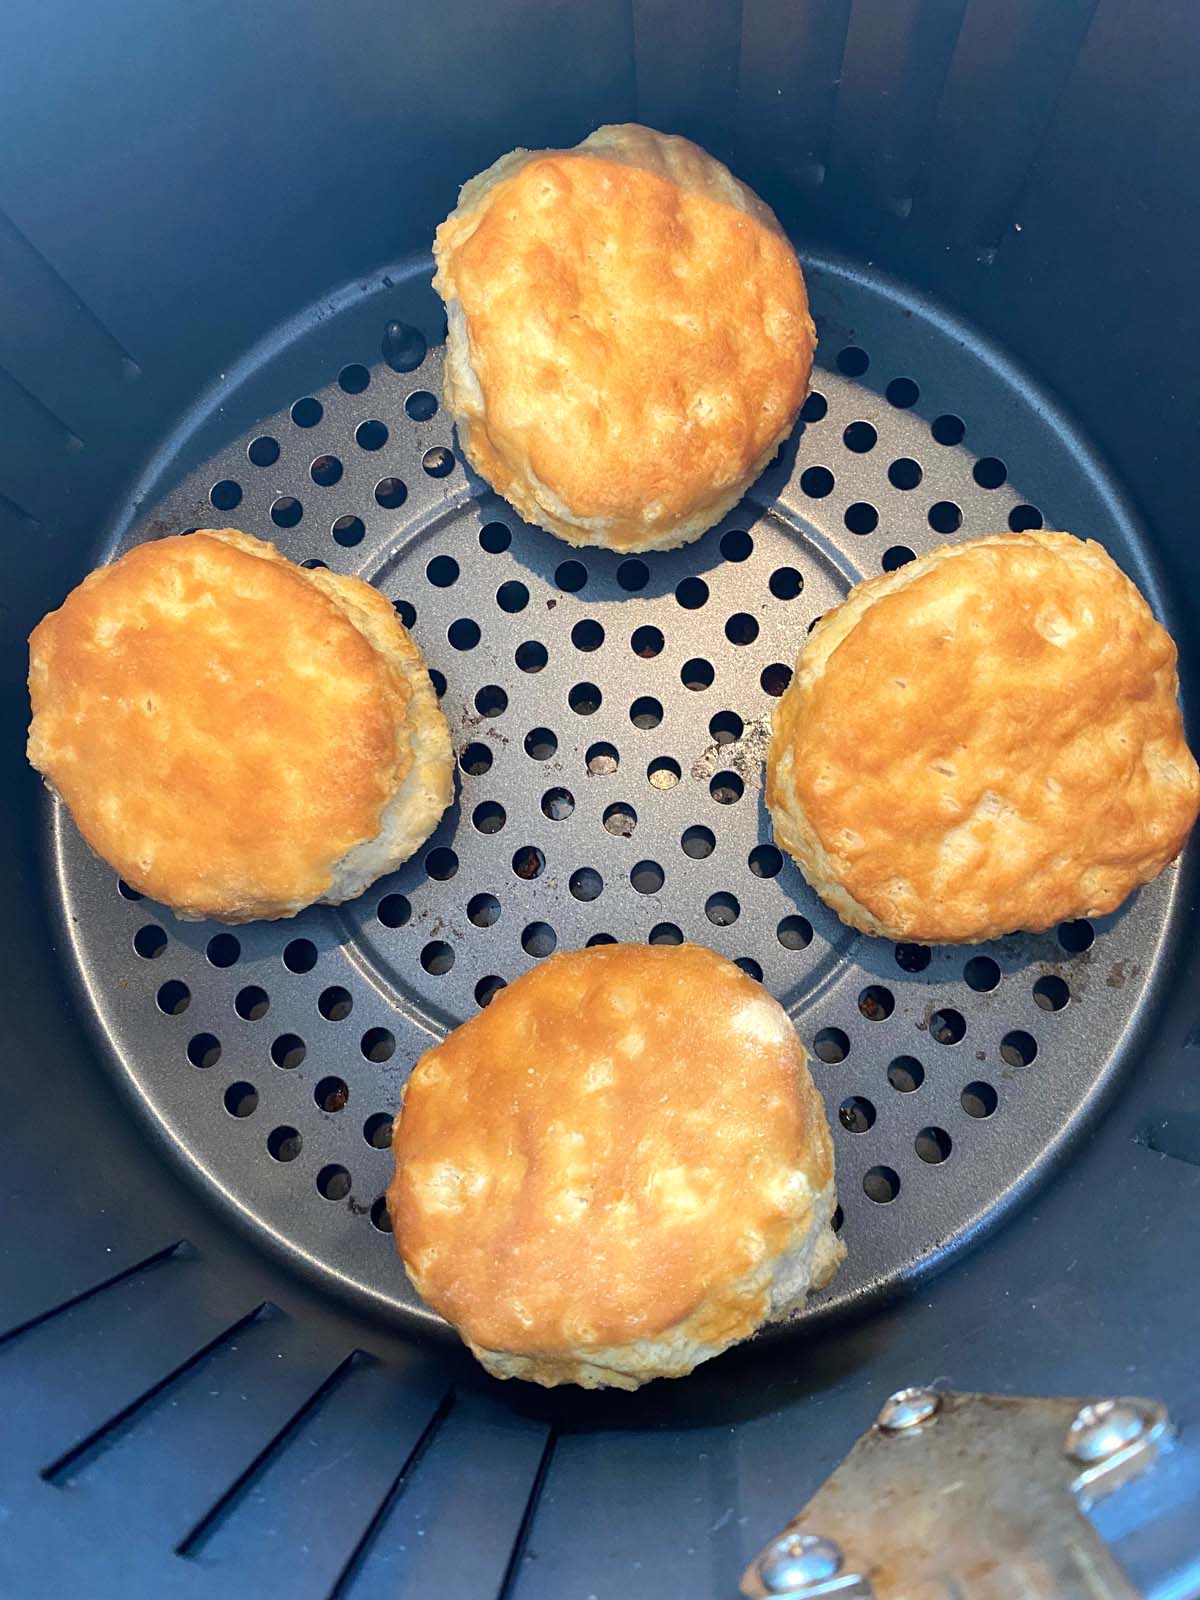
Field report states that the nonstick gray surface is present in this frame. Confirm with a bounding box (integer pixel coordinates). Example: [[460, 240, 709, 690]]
[[48, 249, 1185, 1334]]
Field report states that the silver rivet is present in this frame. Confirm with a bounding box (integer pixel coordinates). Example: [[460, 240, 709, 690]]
[[758, 1532, 844, 1594], [877, 1386, 941, 1432], [1066, 1400, 1147, 1464]]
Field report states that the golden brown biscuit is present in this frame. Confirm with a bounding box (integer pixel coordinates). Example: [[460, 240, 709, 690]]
[[434, 123, 816, 552], [28, 529, 453, 921], [388, 943, 842, 1390], [767, 531, 1200, 944]]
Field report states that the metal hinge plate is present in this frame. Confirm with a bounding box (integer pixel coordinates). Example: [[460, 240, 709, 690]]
[[741, 1389, 1173, 1600]]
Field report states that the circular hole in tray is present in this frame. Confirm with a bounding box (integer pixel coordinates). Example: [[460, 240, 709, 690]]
[[473, 800, 505, 838], [603, 801, 636, 837], [888, 1056, 924, 1093], [235, 985, 269, 1022], [682, 825, 716, 859], [839, 1095, 876, 1132], [864, 1166, 901, 1202], [271, 1035, 306, 1071], [363, 1113, 393, 1149], [317, 1164, 352, 1201], [814, 1027, 850, 1063], [480, 521, 511, 553], [188, 1033, 222, 1070], [961, 1081, 998, 1119], [467, 892, 501, 928], [267, 1125, 302, 1163], [314, 1075, 349, 1113], [224, 1082, 258, 1119], [915, 1126, 952, 1165]]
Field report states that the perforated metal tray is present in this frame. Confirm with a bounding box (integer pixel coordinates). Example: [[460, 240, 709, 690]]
[[47, 248, 1186, 1337]]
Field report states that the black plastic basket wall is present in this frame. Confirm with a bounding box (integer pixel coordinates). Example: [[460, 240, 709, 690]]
[[2, 3, 1199, 1598]]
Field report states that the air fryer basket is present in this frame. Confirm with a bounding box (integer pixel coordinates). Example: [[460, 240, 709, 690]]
[[3, 3, 1200, 1598]]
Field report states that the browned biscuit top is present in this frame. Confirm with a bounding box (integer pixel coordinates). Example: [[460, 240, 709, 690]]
[[389, 942, 835, 1358], [27, 529, 414, 919], [767, 531, 1200, 942], [435, 124, 815, 548]]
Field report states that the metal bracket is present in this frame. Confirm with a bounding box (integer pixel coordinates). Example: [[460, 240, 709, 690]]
[[740, 1389, 1173, 1599]]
